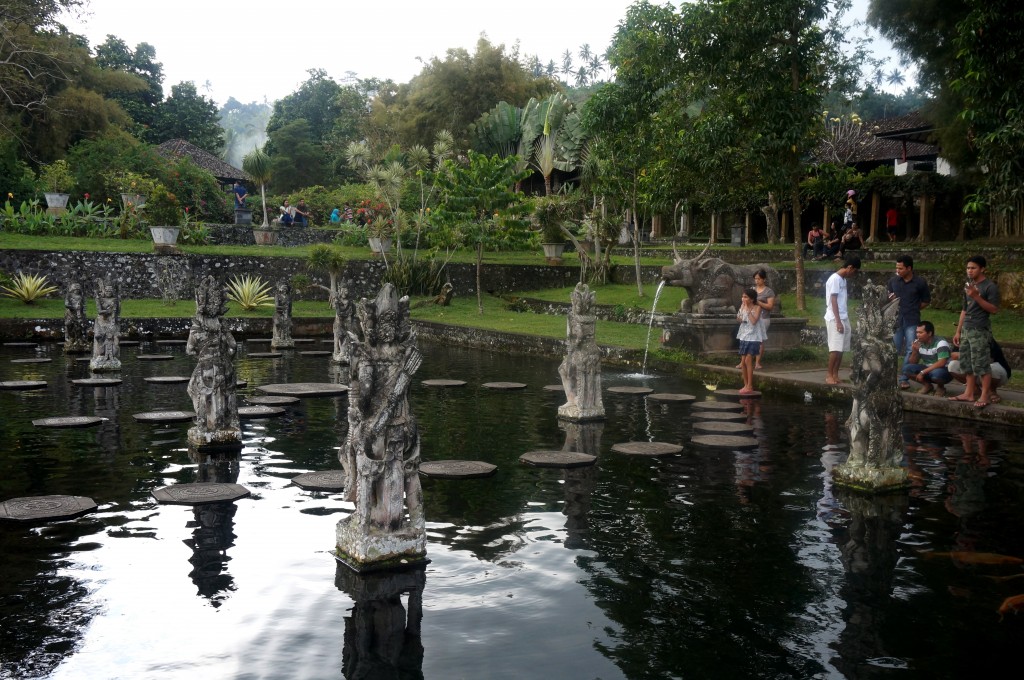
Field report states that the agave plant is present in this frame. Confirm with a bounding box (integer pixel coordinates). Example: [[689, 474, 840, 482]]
[[225, 274, 273, 311], [2, 273, 60, 304]]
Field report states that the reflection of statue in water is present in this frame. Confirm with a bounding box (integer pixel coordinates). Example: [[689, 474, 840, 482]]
[[331, 278, 357, 364], [89, 277, 121, 371], [834, 282, 908, 492], [186, 276, 241, 450], [271, 280, 294, 349], [63, 281, 90, 353], [336, 284, 427, 571], [558, 283, 605, 421], [184, 448, 239, 605]]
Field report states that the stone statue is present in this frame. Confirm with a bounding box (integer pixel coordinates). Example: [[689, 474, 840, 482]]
[[336, 284, 426, 571], [661, 243, 779, 315], [271, 280, 294, 349], [833, 281, 908, 492], [63, 282, 90, 353], [89, 277, 121, 372], [186, 276, 241, 450], [557, 283, 605, 421], [330, 278, 357, 365]]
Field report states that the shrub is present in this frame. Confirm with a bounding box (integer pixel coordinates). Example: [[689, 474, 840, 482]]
[[143, 184, 182, 227], [38, 159, 75, 194], [2, 273, 59, 304], [226, 275, 273, 310]]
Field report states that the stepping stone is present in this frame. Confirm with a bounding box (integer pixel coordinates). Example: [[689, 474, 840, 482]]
[[543, 384, 566, 392], [692, 401, 743, 411], [292, 470, 345, 492], [71, 378, 122, 387], [119, 340, 140, 346], [647, 393, 697, 402], [257, 383, 348, 397], [0, 495, 97, 522], [3, 342, 36, 347], [419, 460, 498, 479], [246, 338, 272, 343], [299, 350, 332, 356], [151, 482, 250, 505], [422, 379, 466, 387], [693, 410, 747, 421], [607, 386, 654, 395], [238, 405, 286, 419], [292, 338, 316, 344], [482, 382, 527, 390], [247, 395, 300, 406], [519, 450, 596, 468], [691, 434, 759, 449], [0, 380, 46, 390], [132, 410, 196, 423], [321, 339, 334, 344], [247, 352, 284, 359], [155, 339, 186, 346], [11, 358, 51, 364], [693, 421, 753, 434], [32, 416, 107, 428], [137, 354, 173, 361], [144, 376, 189, 384], [611, 441, 684, 456], [716, 389, 762, 399]]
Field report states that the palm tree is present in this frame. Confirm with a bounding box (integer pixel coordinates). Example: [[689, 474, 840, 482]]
[[575, 66, 590, 88], [561, 49, 574, 78], [886, 69, 906, 87], [242, 147, 272, 227], [579, 43, 593, 65]]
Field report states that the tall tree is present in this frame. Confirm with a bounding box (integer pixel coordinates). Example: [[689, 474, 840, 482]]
[[150, 81, 224, 154], [266, 119, 324, 193], [93, 35, 164, 134]]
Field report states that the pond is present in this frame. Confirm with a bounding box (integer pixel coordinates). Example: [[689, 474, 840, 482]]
[[1, 339, 1023, 679]]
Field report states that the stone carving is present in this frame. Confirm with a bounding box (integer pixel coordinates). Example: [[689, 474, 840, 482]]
[[186, 276, 241, 450], [661, 243, 778, 315], [89, 277, 121, 372], [330, 278, 357, 364], [336, 284, 426, 571], [270, 280, 294, 349], [63, 282, 90, 353], [833, 281, 908, 492], [557, 283, 605, 421]]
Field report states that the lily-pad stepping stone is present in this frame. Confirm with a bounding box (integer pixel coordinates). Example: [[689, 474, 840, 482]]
[[144, 376, 189, 384], [607, 386, 654, 395], [238, 405, 286, 419], [151, 482, 250, 505], [693, 421, 753, 434], [419, 460, 498, 479], [248, 352, 284, 358], [0, 495, 97, 522], [0, 380, 47, 390], [71, 378, 122, 387], [647, 393, 697, 402], [3, 342, 36, 347], [137, 354, 174, 361], [257, 383, 348, 397], [132, 410, 196, 423], [247, 395, 300, 406], [611, 442, 684, 456], [11, 358, 51, 364], [519, 450, 596, 468], [32, 416, 107, 428], [692, 401, 743, 411], [292, 470, 345, 491], [716, 389, 762, 399], [692, 410, 748, 421], [299, 350, 332, 356], [543, 384, 566, 392], [422, 379, 466, 387], [691, 434, 759, 449], [482, 382, 527, 390], [155, 339, 186, 345]]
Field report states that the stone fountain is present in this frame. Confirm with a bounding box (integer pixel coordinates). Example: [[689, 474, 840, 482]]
[[557, 283, 605, 421], [89, 276, 121, 371]]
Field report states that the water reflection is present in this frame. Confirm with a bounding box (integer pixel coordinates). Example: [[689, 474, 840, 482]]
[[180, 449, 240, 605]]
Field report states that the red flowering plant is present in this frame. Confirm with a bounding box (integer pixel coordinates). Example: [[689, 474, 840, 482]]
[[353, 199, 393, 236]]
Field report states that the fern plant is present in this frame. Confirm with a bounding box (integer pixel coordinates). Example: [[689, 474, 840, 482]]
[[2, 273, 59, 304], [225, 275, 273, 311]]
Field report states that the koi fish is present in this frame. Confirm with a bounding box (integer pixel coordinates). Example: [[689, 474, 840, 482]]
[[985, 573, 1024, 584], [998, 594, 1024, 621], [921, 551, 1024, 566]]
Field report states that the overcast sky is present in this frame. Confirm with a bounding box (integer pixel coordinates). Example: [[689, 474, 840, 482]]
[[61, 0, 910, 108]]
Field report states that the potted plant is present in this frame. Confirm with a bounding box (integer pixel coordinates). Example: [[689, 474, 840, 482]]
[[242, 148, 277, 245], [104, 170, 153, 211], [534, 196, 568, 263], [39, 160, 74, 213], [143, 184, 183, 253]]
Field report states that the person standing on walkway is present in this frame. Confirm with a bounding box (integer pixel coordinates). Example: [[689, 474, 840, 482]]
[[753, 269, 775, 370], [825, 254, 861, 385], [949, 256, 1000, 408], [888, 254, 931, 386], [736, 288, 763, 395]]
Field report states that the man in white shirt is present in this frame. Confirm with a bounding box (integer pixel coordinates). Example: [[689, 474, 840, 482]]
[[824, 254, 861, 385]]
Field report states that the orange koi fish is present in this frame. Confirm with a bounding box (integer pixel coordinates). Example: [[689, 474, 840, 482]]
[[998, 594, 1024, 621]]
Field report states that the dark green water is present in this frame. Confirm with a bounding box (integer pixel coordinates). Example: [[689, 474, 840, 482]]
[[1, 340, 1023, 679]]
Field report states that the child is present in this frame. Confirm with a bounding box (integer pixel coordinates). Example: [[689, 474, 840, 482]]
[[736, 287, 763, 394]]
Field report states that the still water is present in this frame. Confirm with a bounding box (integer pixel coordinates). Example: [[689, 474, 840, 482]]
[[1, 340, 1023, 679]]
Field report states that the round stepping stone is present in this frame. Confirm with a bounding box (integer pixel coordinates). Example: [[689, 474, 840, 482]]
[[0, 380, 47, 390], [238, 405, 286, 419], [519, 450, 596, 468], [258, 383, 348, 397], [716, 389, 762, 399], [692, 401, 743, 411], [419, 460, 498, 479], [137, 354, 173, 361], [422, 379, 466, 388], [3, 342, 36, 347], [292, 470, 345, 491], [693, 410, 748, 421], [132, 410, 195, 423], [647, 392, 697, 402], [299, 350, 332, 356], [691, 434, 759, 449], [247, 395, 299, 406], [11, 358, 51, 364], [482, 382, 526, 390], [144, 376, 189, 384], [247, 352, 284, 359], [152, 482, 250, 505], [155, 339, 187, 346], [119, 340, 140, 346], [0, 495, 97, 522], [32, 416, 107, 428], [543, 384, 565, 392], [607, 386, 654, 395], [246, 338, 272, 343], [611, 441, 684, 456], [71, 378, 122, 387], [693, 421, 753, 434], [292, 338, 316, 344]]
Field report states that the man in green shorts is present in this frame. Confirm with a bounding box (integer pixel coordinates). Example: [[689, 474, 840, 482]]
[[949, 256, 1000, 408]]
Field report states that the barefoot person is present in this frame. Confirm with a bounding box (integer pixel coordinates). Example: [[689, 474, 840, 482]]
[[899, 321, 952, 396], [824, 254, 861, 385], [736, 287, 763, 394], [949, 256, 1000, 408], [753, 269, 775, 370]]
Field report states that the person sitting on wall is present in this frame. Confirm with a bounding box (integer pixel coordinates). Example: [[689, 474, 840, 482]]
[[948, 338, 1011, 404], [804, 222, 825, 259], [294, 198, 311, 227], [899, 320, 953, 396], [279, 199, 294, 226], [330, 208, 341, 224], [837, 222, 863, 258]]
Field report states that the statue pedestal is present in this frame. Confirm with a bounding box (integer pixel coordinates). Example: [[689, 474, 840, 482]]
[[187, 426, 243, 452], [660, 314, 807, 356], [832, 462, 909, 493], [336, 517, 428, 573], [557, 403, 605, 422]]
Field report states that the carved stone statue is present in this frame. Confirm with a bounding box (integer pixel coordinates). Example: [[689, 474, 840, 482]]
[[833, 281, 909, 492], [558, 283, 605, 421], [89, 277, 121, 372], [336, 284, 426, 571], [661, 243, 779, 315], [63, 282, 90, 353], [271, 280, 294, 349], [186, 276, 241, 450], [330, 278, 357, 365]]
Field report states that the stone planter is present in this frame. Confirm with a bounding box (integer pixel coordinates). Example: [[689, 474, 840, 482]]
[[150, 226, 181, 254], [368, 237, 392, 255], [121, 193, 147, 210], [234, 208, 253, 226], [43, 192, 70, 215], [542, 242, 565, 264], [253, 228, 278, 245]]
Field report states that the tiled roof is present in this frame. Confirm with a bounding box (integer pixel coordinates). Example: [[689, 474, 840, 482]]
[[156, 139, 249, 182]]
